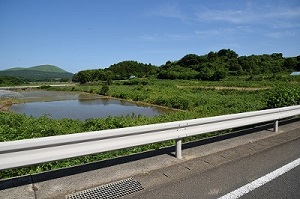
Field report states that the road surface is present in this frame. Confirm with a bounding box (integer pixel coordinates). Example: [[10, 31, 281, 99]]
[[127, 135, 300, 199]]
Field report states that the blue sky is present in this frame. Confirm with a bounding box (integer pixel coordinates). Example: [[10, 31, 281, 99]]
[[0, 0, 299, 73]]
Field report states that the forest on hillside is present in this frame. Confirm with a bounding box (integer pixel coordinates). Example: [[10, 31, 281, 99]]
[[0, 76, 27, 86], [73, 49, 300, 84], [0, 70, 73, 82], [0, 65, 73, 83]]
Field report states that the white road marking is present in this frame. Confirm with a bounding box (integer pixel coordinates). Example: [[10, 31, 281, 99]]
[[218, 157, 300, 199]]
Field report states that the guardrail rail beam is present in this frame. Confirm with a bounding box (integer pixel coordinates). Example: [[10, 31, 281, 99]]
[[0, 105, 299, 170]]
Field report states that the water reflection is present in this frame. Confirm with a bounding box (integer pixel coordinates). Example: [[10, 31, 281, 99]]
[[78, 98, 143, 107], [6, 90, 172, 120], [78, 98, 121, 106], [10, 99, 170, 120]]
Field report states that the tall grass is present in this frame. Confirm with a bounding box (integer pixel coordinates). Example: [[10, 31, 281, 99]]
[[1, 78, 298, 178]]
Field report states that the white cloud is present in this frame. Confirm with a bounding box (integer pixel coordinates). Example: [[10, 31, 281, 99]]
[[138, 33, 192, 42], [194, 27, 246, 41], [138, 34, 160, 42], [195, 4, 300, 27], [266, 7, 300, 19], [266, 30, 296, 38], [142, 50, 169, 54], [196, 9, 253, 24], [148, 2, 186, 21], [195, 29, 221, 36]]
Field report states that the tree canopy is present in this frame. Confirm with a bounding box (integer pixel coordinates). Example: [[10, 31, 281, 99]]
[[73, 61, 157, 84], [73, 49, 300, 84], [0, 76, 27, 86]]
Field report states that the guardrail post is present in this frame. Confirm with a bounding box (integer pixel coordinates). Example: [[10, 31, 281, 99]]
[[273, 120, 279, 132], [176, 139, 182, 159]]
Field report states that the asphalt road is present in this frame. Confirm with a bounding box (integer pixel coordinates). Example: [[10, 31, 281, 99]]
[[127, 136, 300, 199], [241, 165, 300, 199]]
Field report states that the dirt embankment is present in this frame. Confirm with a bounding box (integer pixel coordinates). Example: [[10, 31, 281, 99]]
[[0, 100, 13, 111]]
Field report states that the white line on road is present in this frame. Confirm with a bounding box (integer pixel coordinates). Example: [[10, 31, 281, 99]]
[[218, 157, 300, 199]]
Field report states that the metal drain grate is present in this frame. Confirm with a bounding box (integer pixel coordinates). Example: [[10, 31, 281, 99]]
[[65, 178, 144, 199]]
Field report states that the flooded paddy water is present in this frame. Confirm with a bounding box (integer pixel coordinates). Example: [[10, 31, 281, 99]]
[[1, 90, 171, 120]]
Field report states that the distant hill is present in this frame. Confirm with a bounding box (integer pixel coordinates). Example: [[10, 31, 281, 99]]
[[6, 65, 69, 73], [0, 65, 73, 81]]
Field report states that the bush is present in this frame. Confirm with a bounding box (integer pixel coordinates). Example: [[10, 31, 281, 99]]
[[100, 85, 109, 95], [40, 85, 51, 89], [123, 79, 149, 85], [153, 96, 190, 110], [266, 87, 300, 108]]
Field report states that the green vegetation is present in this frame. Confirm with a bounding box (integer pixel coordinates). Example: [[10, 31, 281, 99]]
[[0, 65, 73, 82], [266, 86, 300, 108], [0, 76, 27, 86], [6, 65, 68, 73], [1, 76, 300, 178], [1, 49, 300, 179], [73, 49, 300, 84], [72, 61, 157, 84]]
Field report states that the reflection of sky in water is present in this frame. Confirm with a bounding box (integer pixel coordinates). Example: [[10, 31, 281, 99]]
[[78, 98, 140, 107], [10, 99, 169, 120]]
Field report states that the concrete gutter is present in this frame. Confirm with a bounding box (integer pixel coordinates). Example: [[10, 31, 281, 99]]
[[0, 118, 300, 199]]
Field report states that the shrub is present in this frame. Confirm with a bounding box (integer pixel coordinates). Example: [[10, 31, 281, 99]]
[[40, 85, 51, 89], [123, 79, 148, 86], [100, 85, 109, 95], [153, 96, 190, 110], [266, 86, 300, 108]]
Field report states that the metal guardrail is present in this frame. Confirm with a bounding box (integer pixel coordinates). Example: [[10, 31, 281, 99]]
[[0, 105, 300, 170]]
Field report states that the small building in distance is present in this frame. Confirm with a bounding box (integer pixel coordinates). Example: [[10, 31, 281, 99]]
[[290, 72, 300, 76]]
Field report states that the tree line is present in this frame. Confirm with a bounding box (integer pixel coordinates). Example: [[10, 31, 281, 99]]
[[0, 76, 27, 86], [72, 61, 158, 84], [73, 49, 300, 84]]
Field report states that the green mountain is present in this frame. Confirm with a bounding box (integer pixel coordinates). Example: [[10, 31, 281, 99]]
[[0, 65, 73, 81], [6, 65, 69, 73]]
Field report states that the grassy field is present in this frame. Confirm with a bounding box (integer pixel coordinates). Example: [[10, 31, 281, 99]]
[[1, 76, 299, 178], [49, 77, 285, 116]]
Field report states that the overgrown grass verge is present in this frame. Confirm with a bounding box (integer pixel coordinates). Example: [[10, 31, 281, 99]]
[[1, 78, 299, 179]]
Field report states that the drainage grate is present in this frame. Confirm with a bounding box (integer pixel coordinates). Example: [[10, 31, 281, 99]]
[[65, 178, 144, 199]]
